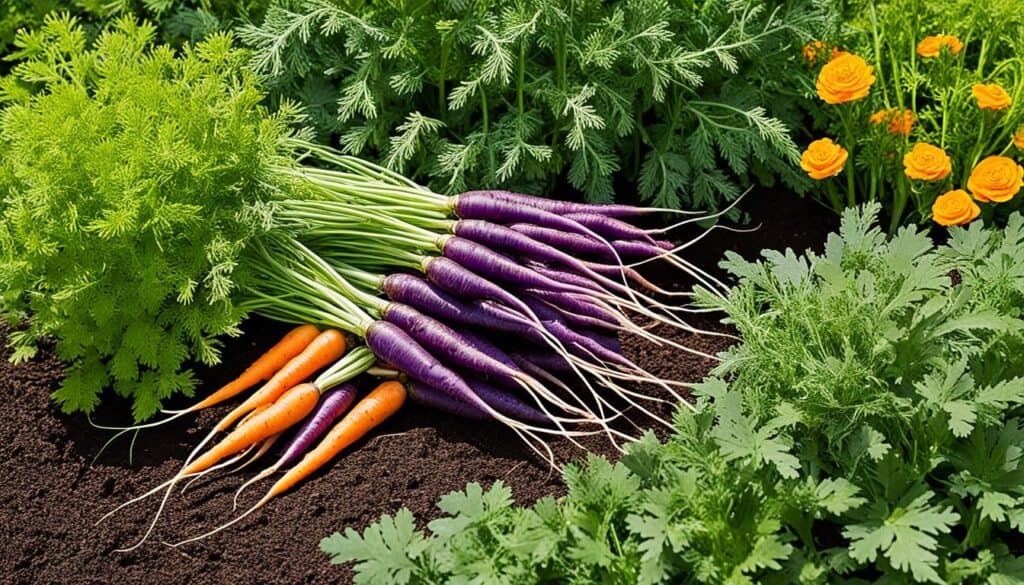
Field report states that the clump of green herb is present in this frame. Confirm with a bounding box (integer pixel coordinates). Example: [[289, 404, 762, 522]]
[[0, 15, 303, 420], [325, 205, 1024, 583], [0, 1, 271, 58], [241, 0, 825, 211]]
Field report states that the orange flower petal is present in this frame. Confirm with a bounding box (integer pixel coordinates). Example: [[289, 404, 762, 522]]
[[917, 35, 964, 58]]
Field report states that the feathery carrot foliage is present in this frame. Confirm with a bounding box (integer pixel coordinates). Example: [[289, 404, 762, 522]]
[[0, 15, 304, 420]]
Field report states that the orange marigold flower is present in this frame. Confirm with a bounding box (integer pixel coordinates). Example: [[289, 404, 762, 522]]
[[1014, 125, 1024, 150], [802, 41, 845, 67], [870, 108, 916, 135], [967, 155, 1024, 202], [916, 34, 964, 58], [800, 138, 848, 180], [816, 53, 875, 104], [802, 40, 827, 65], [889, 109, 916, 136], [869, 109, 889, 125], [972, 83, 1012, 111], [932, 190, 980, 226], [903, 143, 952, 181]]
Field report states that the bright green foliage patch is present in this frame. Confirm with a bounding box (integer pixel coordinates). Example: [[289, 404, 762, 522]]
[[0, 16, 301, 420], [241, 0, 825, 211], [326, 206, 1024, 583], [0, 1, 272, 57]]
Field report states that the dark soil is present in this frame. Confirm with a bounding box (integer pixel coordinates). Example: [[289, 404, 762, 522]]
[[0, 190, 837, 585]]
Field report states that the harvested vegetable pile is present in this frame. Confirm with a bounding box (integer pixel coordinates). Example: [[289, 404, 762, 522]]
[[0, 17, 727, 546]]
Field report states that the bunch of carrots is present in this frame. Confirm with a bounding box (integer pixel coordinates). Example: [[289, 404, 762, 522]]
[[99, 141, 734, 547]]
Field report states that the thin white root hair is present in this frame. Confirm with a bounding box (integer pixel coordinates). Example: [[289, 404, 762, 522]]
[[180, 447, 255, 495]]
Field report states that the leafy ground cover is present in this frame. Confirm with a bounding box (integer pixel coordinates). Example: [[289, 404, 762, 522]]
[[1, 0, 268, 58], [0, 16, 303, 420]]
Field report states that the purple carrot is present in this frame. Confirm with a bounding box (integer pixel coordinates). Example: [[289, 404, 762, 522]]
[[366, 320, 492, 413], [232, 383, 358, 504], [441, 237, 594, 296], [383, 273, 512, 329], [611, 239, 670, 258], [452, 220, 637, 296], [470, 379, 553, 425], [579, 260, 666, 294], [423, 256, 540, 322], [581, 330, 621, 354], [509, 224, 610, 256], [510, 351, 572, 373], [565, 213, 659, 245], [510, 224, 668, 261], [525, 288, 620, 327], [409, 380, 551, 425], [382, 273, 542, 341], [383, 302, 531, 388], [408, 381, 489, 421], [520, 299, 631, 367], [454, 193, 600, 238], [455, 328, 519, 370], [278, 384, 357, 468], [527, 262, 605, 293], [458, 190, 653, 218]]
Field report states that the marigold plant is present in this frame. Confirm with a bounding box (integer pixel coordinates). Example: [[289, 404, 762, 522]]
[[802, 0, 1024, 230]]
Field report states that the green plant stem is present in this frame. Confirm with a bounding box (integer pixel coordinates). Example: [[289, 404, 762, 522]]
[[481, 90, 494, 181], [869, 2, 890, 108], [909, 0, 919, 110], [517, 41, 526, 118], [838, 106, 857, 207], [869, 168, 877, 202], [438, 42, 449, 121]]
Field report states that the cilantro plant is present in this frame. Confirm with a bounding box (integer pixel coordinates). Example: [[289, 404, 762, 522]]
[[0, 15, 303, 420], [241, 0, 825, 211], [325, 205, 1024, 583]]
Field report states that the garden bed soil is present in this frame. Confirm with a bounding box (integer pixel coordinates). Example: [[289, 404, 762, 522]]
[[0, 190, 837, 585]]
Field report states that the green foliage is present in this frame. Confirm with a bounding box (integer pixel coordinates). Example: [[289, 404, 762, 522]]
[[0, 15, 302, 420], [326, 205, 1024, 583], [241, 0, 826, 211], [700, 204, 1024, 582], [0, 0, 271, 59]]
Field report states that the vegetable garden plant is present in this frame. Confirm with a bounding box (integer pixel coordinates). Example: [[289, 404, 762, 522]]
[[1, 2, 1024, 584]]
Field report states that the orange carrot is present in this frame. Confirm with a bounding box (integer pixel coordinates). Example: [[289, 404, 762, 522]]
[[185, 324, 320, 413], [215, 329, 346, 432], [184, 383, 321, 476], [169, 381, 406, 547], [266, 380, 406, 500]]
